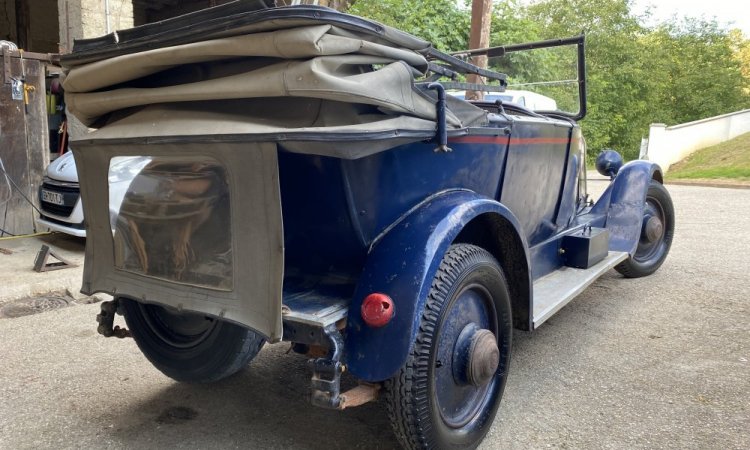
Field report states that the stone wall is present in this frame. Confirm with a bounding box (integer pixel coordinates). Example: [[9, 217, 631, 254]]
[[58, 0, 133, 52], [58, 0, 133, 139]]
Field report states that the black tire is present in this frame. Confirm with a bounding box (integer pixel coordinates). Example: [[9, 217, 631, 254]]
[[120, 297, 265, 383], [615, 180, 675, 278], [386, 244, 513, 450]]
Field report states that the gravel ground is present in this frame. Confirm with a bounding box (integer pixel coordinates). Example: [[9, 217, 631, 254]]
[[0, 181, 748, 449]]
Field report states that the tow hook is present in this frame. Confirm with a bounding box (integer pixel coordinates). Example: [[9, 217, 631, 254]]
[[96, 299, 131, 338], [309, 323, 345, 409]]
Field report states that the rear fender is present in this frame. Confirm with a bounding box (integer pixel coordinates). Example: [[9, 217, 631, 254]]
[[592, 161, 663, 254], [344, 189, 530, 382]]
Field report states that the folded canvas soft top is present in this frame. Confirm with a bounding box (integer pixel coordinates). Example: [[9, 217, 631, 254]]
[[62, 2, 506, 158], [62, 1, 431, 66]]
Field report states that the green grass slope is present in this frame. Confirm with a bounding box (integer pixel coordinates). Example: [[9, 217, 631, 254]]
[[668, 132, 750, 181]]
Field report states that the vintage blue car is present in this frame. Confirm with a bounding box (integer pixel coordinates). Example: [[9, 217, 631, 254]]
[[62, 2, 674, 449]]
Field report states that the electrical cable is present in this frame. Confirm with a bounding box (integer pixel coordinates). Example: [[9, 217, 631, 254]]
[[0, 156, 13, 237], [1, 204, 8, 238], [0, 157, 43, 216], [0, 231, 52, 241], [0, 156, 45, 237], [0, 157, 11, 206]]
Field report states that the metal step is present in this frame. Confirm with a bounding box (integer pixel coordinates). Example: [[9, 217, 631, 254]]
[[282, 291, 349, 327], [532, 251, 628, 328]]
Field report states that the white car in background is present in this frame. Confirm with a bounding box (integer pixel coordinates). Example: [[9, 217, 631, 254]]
[[37, 152, 150, 237], [450, 89, 558, 111]]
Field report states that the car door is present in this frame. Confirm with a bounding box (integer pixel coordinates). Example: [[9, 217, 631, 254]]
[[498, 116, 573, 247]]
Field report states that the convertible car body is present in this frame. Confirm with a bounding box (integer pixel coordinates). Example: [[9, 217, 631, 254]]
[[62, 2, 674, 449]]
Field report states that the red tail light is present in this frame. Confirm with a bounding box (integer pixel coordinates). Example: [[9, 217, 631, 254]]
[[361, 293, 394, 328]]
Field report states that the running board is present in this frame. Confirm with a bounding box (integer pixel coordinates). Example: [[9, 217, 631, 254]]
[[532, 251, 628, 328]]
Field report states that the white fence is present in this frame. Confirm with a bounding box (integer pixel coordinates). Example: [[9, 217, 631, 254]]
[[640, 109, 750, 173]]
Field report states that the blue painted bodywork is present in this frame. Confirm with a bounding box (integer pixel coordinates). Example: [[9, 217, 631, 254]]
[[344, 190, 528, 381], [277, 114, 663, 382], [586, 160, 663, 254]]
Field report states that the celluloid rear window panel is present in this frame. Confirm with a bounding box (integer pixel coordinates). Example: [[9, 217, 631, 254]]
[[108, 156, 233, 291]]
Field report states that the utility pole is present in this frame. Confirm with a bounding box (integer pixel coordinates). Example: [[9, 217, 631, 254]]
[[466, 0, 492, 101]]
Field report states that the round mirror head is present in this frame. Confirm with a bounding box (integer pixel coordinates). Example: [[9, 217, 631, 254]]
[[595, 149, 624, 178]]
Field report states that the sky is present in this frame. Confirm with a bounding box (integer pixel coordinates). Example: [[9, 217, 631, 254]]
[[631, 0, 750, 36]]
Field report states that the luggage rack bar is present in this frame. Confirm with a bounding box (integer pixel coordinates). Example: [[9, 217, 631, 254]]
[[424, 48, 507, 85]]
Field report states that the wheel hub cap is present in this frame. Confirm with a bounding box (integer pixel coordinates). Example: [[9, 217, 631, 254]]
[[459, 327, 499, 387], [642, 215, 664, 243]]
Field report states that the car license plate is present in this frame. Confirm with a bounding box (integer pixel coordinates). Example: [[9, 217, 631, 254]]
[[41, 190, 64, 205]]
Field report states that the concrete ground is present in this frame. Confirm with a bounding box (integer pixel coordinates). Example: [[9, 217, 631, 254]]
[[0, 233, 86, 304], [0, 181, 748, 449]]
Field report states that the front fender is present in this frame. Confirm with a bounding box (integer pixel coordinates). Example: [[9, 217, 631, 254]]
[[592, 160, 663, 254], [344, 189, 527, 382]]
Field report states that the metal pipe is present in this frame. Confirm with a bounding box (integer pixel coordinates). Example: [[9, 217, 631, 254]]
[[104, 0, 111, 34], [427, 83, 452, 153], [450, 35, 586, 58]]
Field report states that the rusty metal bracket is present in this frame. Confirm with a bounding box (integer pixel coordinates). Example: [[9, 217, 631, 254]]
[[33, 245, 78, 272], [309, 323, 344, 409], [96, 299, 131, 338]]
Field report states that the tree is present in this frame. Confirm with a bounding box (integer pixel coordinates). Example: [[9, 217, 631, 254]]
[[648, 19, 749, 125], [344, 0, 750, 160], [276, 0, 353, 10], [523, 0, 657, 159], [348, 0, 470, 51], [729, 29, 750, 95]]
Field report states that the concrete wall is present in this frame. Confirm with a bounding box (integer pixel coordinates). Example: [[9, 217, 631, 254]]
[[134, 0, 234, 25], [58, 0, 133, 139], [641, 109, 750, 173], [58, 0, 133, 52]]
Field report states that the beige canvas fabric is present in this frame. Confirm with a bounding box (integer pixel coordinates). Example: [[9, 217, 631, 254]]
[[66, 55, 460, 127], [85, 99, 441, 158], [63, 25, 428, 92], [63, 24, 482, 131]]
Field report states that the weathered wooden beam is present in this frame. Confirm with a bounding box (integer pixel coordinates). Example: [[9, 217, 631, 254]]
[[14, 0, 30, 50], [466, 0, 492, 101]]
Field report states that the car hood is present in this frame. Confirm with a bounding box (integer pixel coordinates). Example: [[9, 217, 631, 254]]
[[46, 152, 78, 183]]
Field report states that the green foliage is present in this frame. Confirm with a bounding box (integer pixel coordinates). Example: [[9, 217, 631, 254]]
[[346, 0, 750, 161], [524, 0, 660, 159], [348, 0, 470, 51], [647, 20, 748, 125], [730, 29, 750, 94]]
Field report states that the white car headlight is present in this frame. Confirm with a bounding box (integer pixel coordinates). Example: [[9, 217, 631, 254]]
[[108, 156, 152, 184]]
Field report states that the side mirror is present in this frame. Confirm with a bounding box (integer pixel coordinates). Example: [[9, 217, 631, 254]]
[[595, 149, 623, 178]]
